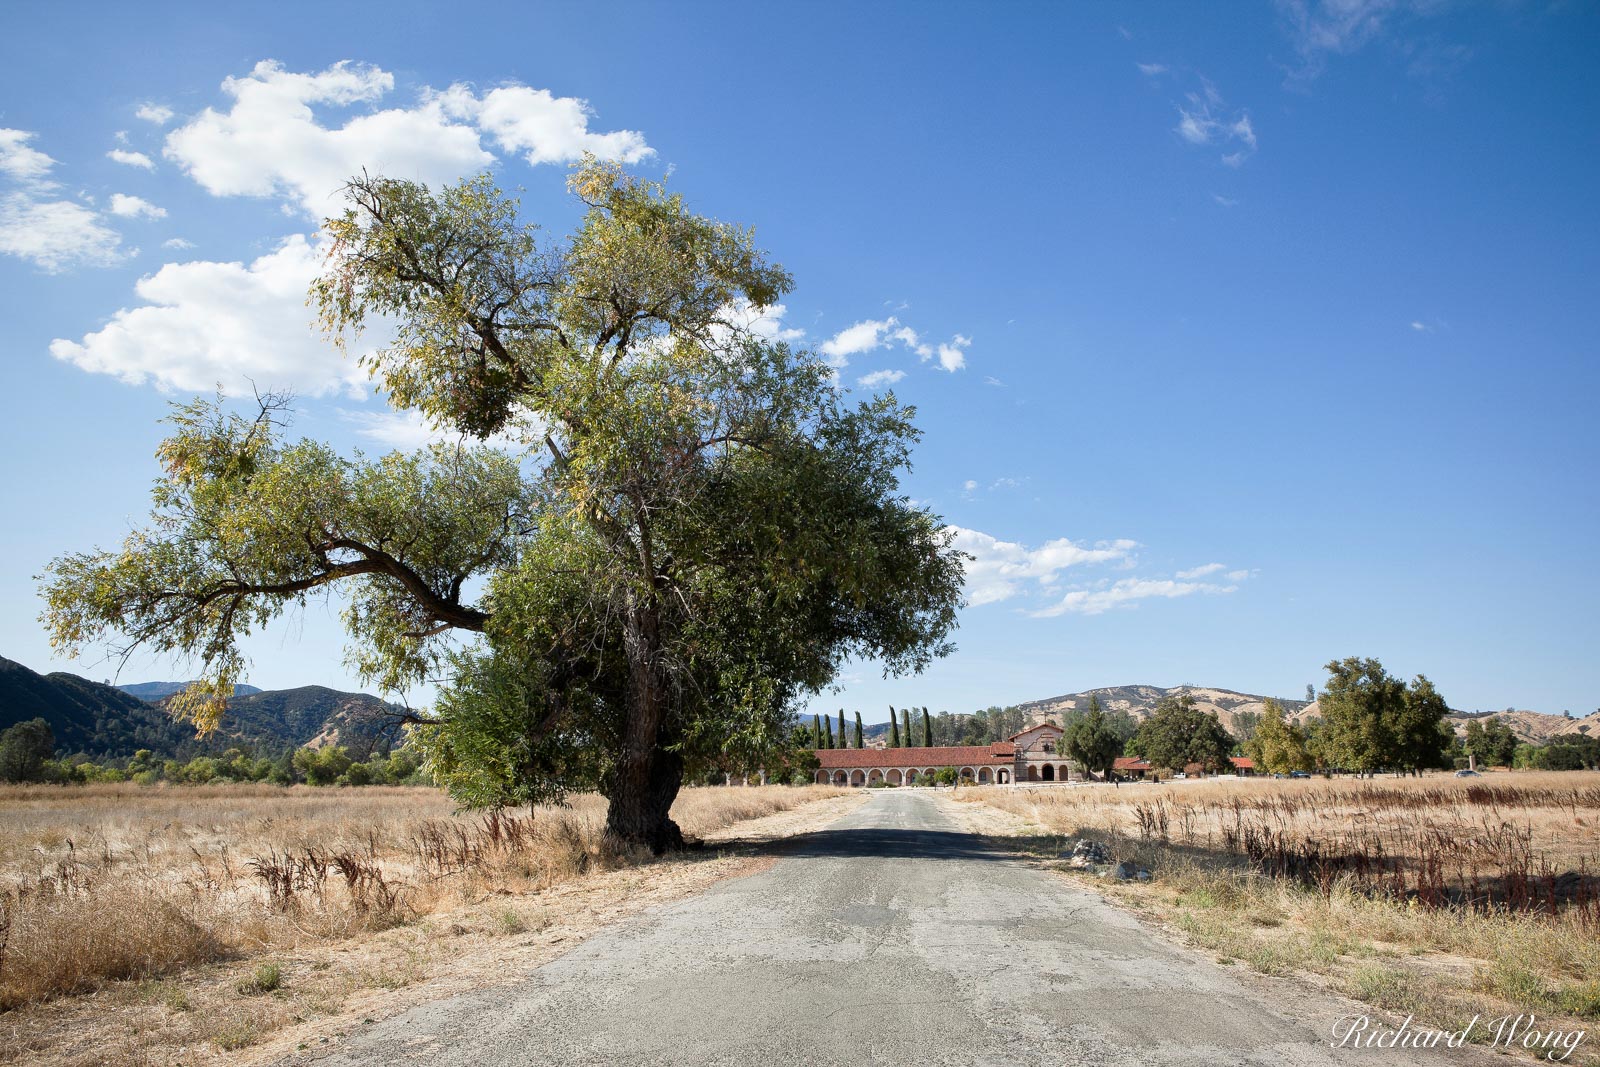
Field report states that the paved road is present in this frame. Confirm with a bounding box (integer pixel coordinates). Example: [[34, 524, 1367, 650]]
[[301, 790, 1489, 1066]]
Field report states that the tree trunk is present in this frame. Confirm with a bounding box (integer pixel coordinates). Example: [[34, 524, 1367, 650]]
[[603, 600, 685, 853]]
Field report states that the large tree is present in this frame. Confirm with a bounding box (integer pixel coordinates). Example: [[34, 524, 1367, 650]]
[[1063, 695, 1121, 780], [1132, 694, 1234, 775], [40, 161, 964, 851], [1245, 699, 1313, 775]]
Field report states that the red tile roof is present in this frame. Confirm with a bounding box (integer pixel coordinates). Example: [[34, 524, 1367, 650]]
[[1008, 723, 1063, 740], [815, 743, 1014, 768], [1230, 756, 1255, 769], [1113, 756, 1152, 770]]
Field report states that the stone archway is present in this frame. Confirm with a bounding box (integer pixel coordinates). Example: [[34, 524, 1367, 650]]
[[998, 768, 1010, 784], [959, 767, 975, 782], [923, 768, 937, 782], [849, 769, 865, 787], [1027, 765, 1039, 781], [1042, 764, 1055, 782], [886, 769, 903, 785], [866, 769, 884, 786], [1059, 764, 1070, 782], [817, 769, 830, 785], [833, 770, 848, 786], [978, 767, 992, 784]]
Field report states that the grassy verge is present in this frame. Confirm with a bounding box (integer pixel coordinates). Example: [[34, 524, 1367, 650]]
[[955, 774, 1600, 1065], [0, 782, 853, 1063]]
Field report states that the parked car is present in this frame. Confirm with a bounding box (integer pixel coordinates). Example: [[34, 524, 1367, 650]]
[[1455, 769, 1482, 778], [1288, 770, 1311, 779]]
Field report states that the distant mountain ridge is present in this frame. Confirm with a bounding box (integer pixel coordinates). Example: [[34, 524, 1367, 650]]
[[117, 681, 262, 701], [851, 684, 1596, 748], [1018, 684, 1598, 746], [1, 657, 406, 759]]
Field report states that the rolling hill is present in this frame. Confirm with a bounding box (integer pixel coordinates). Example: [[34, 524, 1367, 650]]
[[1, 657, 408, 759]]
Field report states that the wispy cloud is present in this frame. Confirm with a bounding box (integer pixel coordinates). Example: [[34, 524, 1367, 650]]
[[135, 103, 174, 125], [108, 193, 166, 219], [107, 148, 154, 169], [1137, 62, 1167, 76], [1175, 80, 1258, 166], [818, 316, 971, 373], [1031, 575, 1240, 617], [0, 129, 124, 272], [949, 526, 1140, 607], [856, 368, 905, 389]]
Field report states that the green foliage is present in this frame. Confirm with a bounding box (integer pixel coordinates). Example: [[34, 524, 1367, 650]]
[[1316, 658, 1406, 775], [934, 767, 958, 785], [0, 718, 55, 782], [1463, 717, 1520, 768], [1245, 699, 1314, 774], [921, 707, 932, 747], [1133, 695, 1235, 774], [1063, 696, 1121, 779], [42, 159, 965, 848], [888, 707, 900, 747], [291, 746, 353, 786], [854, 712, 864, 749]]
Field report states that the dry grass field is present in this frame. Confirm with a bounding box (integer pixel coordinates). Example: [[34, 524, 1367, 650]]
[[0, 782, 851, 1064], [957, 772, 1600, 1059]]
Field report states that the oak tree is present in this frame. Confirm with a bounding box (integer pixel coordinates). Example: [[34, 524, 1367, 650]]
[[41, 161, 964, 850]]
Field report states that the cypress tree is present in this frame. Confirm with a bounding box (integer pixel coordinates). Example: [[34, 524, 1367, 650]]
[[902, 708, 912, 749], [854, 712, 864, 749], [824, 717, 835, 749], [812, 714, 822, 749], [889, 706, 901, 747], [838, 709, 847, 749], [922, 707, 933, 747]]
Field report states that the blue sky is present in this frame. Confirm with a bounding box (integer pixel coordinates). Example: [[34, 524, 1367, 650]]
[[2, 1, 1595, 719]]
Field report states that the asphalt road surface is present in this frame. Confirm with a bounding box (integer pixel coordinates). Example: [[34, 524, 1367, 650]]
[[300, 790, 1494, 1066]]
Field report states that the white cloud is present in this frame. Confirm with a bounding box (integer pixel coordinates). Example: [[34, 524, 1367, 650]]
[[962, 480, 979, 493], [890, 324, 932, 359], [340, 406, 535, 451], [983, 375, 1005, 387], [856, 369, 905, 389], [1410, 320, 1432, 332], [819, 318, 895, 365], [1174, 81, 1257, 165], [0, 195, 124, 272], [163, 237, 195, 249], [0, 130, 123, 272], [936, 334, 970, 372], [721, 299, 804, 344], [1226, 569, 1253, 581], [1276, 0, 1404, 81], [1176, 562, 1226, 579], [1031, 576, 1238, 617], [164, 60, 650, 220], [818, 315, 970, 372], [1213, 194, 1240, 207], [107, 148, 155, 169], [49, 233, 385, 395], [0, 129, 56, 183], [108, 193, 167, 219], [431, 83, 651, 167], [1137, 62, 1167, 76], [135, 104, 175, 125], [949, 526, 1139, 607]]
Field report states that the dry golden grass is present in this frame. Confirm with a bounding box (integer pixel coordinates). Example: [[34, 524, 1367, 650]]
[[956, 772, 1600, 1063], [0, 783, 846, 1029]]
